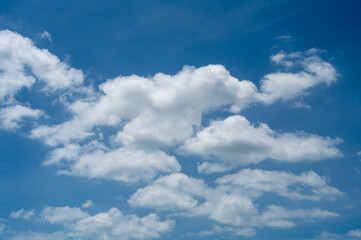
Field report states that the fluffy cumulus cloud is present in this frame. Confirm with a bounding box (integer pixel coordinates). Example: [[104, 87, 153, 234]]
[[129, 170, 340, 233], [263, 48, 337, 102], [0, 104, 44, 130], [43, 141, 180, 183], [40, 206, 89, 224], [0, 30, 84, 102], [30, 49, 338, 148], [309, 229, 361, 240], [7, 202, 174, 240], [10, 231, 68, 240], [216, 168, 342, 200], [25, 41, 340, 184], [183, 115, 341, 172], [0, 30, 345, 238]]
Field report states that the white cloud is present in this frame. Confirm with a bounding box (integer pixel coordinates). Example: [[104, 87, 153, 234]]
[[216, 168, 342, 200], [292, 101, 311, 109], [276, 35, 292, 42], [188, 225, 256, 237], [258, 205, 338, 229], [31, 49, 337, 148], [197, 162, 232, 174], [129, 171, 339, 231], [71, 208, 174, 240], [0, 105, 44, 130], [31, 65, 259, 147], [41, 206, 89, 224], [81, 200, 93, 209], [23, 46, 340, 186], [39, 31, 52, 42], [10, 204, 174, 240], [129, 173, 209, 212], [183, 115, 341, 168], [9, 209, 35, 220], [10, 231, 68, 240], [309, 229, 361, 240], [348, 229, 361, 238], [0, 31, 345, 239], [0, 30, 84, 102], [44, 142, 181, 183], [262, 50, 337, 102]]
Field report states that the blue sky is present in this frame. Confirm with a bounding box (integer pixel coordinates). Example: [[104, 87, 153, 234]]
[[0, 0, 361, 239]]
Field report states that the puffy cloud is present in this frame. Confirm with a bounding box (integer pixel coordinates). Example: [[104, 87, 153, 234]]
[[197, 162, 232, 174], [10, 231, 68, 240], [0, 30, 84, 102], [9, 209, 35, 220], [41, 206, 89, 224], [129, 171, 340, 230], [0, 105, 44, 130], [129, 173, 209, 212], [71, 208, 174, 240], [261, 49, 337, 102], [309, 229, 361, 240], [44, 142, 181, 183], [257, 205, 338, 229], [348, 229, 361, 238], [31, 65, 259, 147], [183, 115, 341, 168], [39, 31, 52, 42], [81, 200, 93, 209], [24, 47, 340, 186], [31, 49, 337, 148], [8, 203, 174, 240], [188, 224, 256, 237], [216, 168, 342, 200]]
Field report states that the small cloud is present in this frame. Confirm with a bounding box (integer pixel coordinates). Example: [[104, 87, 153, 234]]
[[292, 102, 311, 109], [9, 209, 35, 220], [81, 200, 93, 208], [39, 31, 52, 42], [276, 35, 292, 42], [348, 229, 361, 237]]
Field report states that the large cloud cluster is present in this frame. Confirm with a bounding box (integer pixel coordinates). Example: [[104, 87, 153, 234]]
[[0, 30, 344, 238]]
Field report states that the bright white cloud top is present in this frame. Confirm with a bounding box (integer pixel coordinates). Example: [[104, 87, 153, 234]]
[[0, 30, 345, 239]]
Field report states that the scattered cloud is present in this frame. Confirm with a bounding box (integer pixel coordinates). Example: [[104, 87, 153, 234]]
[[44, 141, 181, 183], [24, 46, 339, 184], [41, 206, 89, 224], [10, 231, 68, 240], [30, 48, 338, 150], [183, 115, 341, 169], [0, 104, 44, 130], [9, 209, 35, 220], [276, 35, 292, 42], [129, 170, 340, 232], [0, 30, 345, 238], [81, 200, 93, 209], [309, 229, 361, 240], [0, 30, 84, 103], [8, 203, 174, 240], [39, 31, 52, 42], [216, 168, 343, 200], [292, 101, 311, 109]]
